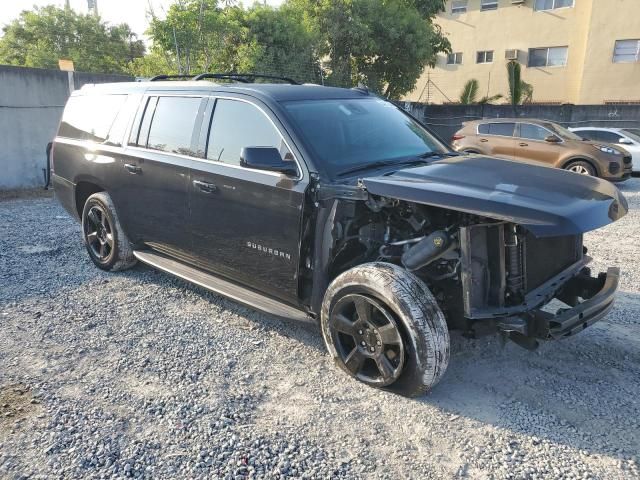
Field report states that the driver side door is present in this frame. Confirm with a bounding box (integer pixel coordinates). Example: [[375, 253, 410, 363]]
[[188, 96, 308, 304], [514, 123, 563, 166]]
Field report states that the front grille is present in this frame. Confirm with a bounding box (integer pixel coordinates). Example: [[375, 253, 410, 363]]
[[623, 155, 632, 165], [524, 233, 583, 292]]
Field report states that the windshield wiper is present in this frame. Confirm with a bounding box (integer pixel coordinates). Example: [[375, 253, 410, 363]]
[[418, 151, 459, 159], [336, 159, 428, 177]]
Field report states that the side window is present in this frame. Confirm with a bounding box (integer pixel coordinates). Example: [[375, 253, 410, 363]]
[[59, 94, 127, 143], [595, 131, 623, 143], [207, 99, 288, 165], [488, 123, 515, 136], [146, 96, 202, 155], [575, 130, 598, 141], [105, 94, 142, 146], [478, 123, 490, 135], [519, 123, 551, 141]]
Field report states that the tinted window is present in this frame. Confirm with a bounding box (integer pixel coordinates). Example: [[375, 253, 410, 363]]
[[519, 123, 550, 141], [59, 94, 127, 142], [105, 94, 141, 146], [283, 98, 447, 178], [593, 131, 623, 143], [207, 99, 286, 165], [479, 123, 515, 136], [147, 96, 201, 155]]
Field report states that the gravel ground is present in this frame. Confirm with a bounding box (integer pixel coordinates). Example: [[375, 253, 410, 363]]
[[1, 180, 639, 480]]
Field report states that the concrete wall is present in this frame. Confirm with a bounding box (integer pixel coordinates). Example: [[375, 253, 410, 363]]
[[402, 101, 640, 141], [0, 65, 132, 190]]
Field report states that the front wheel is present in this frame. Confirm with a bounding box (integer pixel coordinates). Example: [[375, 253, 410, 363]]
[[565, 160, 596, 176], [321, 262, 450, 397]]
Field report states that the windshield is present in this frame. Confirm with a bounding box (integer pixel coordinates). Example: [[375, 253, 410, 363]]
[[283, 98, 448, 178], [543, 122, 583, 141], [621, 129, 640, 143]]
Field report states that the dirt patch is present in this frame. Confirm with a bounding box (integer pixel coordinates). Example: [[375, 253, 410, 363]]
[[0, 384, 42, 437]]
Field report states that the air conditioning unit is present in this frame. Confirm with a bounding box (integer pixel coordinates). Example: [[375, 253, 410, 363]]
[[505, 49, 519, 60], [511, 0, 525, 4]]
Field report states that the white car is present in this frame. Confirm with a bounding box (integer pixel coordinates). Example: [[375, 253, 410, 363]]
[[570, 127, 640, 173]]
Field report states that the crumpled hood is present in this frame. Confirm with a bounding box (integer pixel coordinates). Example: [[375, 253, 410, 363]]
[[363, 155, 628, 237]]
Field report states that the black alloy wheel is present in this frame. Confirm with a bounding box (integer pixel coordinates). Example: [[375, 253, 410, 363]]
[[328, 293, 405, 387], [83, 204, 114, 263]]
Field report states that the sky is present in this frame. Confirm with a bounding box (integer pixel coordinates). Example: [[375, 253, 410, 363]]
[[1, 0, 284, 38]]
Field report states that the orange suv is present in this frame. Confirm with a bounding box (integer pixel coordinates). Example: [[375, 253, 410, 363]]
[[452, 119, 632, 181]]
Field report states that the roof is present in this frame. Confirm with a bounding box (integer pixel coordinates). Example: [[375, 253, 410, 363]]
[[78, 81, 371, 103]]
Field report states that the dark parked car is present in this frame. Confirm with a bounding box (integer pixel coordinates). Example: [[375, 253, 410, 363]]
[[52, 74, 627, 396]]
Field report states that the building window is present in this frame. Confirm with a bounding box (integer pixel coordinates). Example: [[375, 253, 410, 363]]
[[451, 0, 468, 14], [480, 0, 498, 11], [613, 39, 640, 63], [447, 52, 463, 65], [477, 51, 494, 64], [534, 0, 574, 11], [528, 46, 568, 67]]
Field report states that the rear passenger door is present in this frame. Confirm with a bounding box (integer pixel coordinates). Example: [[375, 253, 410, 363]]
[[119, 94, 206, 257], [477, 123, 517, 159], [188, 96, 307, 304]]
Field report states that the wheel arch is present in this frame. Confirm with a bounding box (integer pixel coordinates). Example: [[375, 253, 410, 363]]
[[75, 180, 106, 218], [560, 156, 601, 176]]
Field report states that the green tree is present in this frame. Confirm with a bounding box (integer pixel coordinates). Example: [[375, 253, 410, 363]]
[[0, 6, 145, 74], [144, 0, 319, 81], [507, 60, 533, 106], [459, 79, 479, 104], [289, 0, 449, 98]]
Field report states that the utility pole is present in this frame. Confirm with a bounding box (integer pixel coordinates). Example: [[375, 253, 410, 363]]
[[65, 0, 71, 9], [87, 0, 99, 16]]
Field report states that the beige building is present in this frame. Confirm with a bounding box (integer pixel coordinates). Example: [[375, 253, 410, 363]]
[[405, 0, 640, 104]]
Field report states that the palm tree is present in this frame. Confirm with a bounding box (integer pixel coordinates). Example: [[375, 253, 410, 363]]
[[507, 61, 534, 106], [459, 79, 479, 104]]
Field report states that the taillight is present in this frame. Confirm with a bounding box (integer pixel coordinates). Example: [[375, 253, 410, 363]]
[[452, 134, 465, 142]]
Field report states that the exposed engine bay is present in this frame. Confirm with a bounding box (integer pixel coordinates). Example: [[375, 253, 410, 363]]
[[307, 192, 609, 349]]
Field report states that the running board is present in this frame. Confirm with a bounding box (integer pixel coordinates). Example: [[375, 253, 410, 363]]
[[133, 250, 312, 323]]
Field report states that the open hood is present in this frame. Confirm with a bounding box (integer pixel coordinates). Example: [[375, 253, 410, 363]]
[[363, 155, 628, 237]]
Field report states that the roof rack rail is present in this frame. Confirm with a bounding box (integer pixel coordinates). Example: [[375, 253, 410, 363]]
[[192, 73, 300, 85], [149, 74, 196, 81]]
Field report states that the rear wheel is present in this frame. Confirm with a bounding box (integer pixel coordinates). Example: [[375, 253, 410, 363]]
[[81, 192, 136, 271], [565, 160, 596, 177], [321, 262, 450, 397]]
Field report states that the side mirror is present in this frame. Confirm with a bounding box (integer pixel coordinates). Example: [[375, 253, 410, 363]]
[[619, 138, 633, 145], [240, 147, 298, 176], [545, 135, 561, 143]]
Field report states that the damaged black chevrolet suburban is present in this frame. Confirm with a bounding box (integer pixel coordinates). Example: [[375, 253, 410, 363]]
[[52, 74, 627, 396]]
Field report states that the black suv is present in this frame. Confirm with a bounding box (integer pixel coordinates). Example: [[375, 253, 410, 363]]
[[52, 74, 627, 396]]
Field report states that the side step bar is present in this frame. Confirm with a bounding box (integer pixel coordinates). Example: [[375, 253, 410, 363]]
[[133, 250, 312, 323]]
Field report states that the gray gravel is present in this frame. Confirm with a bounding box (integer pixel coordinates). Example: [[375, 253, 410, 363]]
[[1, 180, 639, 479]]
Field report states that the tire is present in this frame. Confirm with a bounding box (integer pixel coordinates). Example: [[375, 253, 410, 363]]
[[564, 160, 596, 177], [321, 262, 450, 397], [81, 192, 137, 271]]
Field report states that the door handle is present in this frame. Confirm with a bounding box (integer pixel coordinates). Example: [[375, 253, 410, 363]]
[[480, 138, 489, 143], [519, 143, 529, 147], [193, 180, 217, 193], [124, 163, 142, 174]]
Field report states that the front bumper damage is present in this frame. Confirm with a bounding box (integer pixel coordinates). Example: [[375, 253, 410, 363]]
[[496, 267, 620, 349]]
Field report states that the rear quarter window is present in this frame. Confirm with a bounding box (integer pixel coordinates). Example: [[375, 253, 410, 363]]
[[59, 94, 128, 143]]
